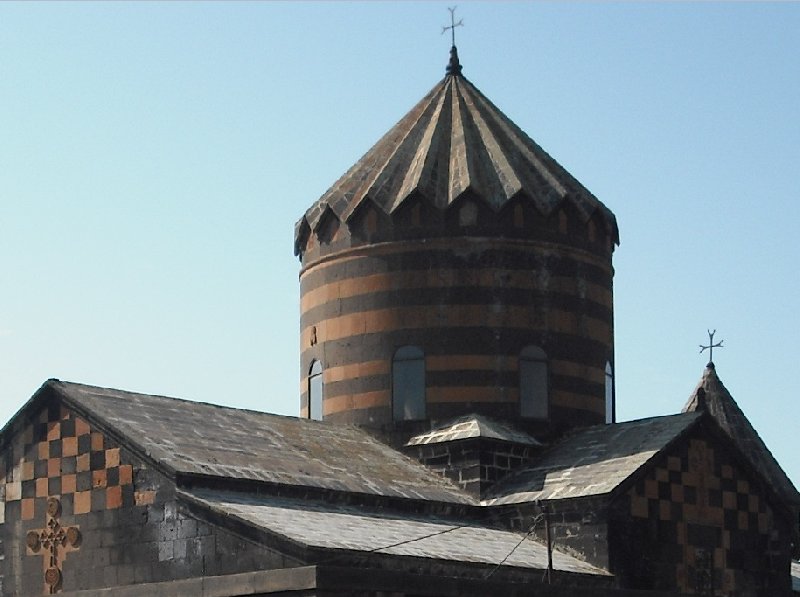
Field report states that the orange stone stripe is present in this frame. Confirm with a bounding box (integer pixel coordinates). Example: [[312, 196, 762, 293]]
[[301, 269, 612, 314], [323, 390, 390, 415], [551, 390, 604, 415], [324, 359, 390, 384], [550, 359, 607, 385], [302, 305, 611, 347]]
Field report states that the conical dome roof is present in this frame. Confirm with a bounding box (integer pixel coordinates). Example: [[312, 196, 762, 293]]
[[295, 48, 618, 254]]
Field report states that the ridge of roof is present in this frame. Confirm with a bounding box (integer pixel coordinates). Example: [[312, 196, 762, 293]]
[[683, 365, 800, 507], [12, 379, 474, 505], [406, 413, 542, 447], [295, 71, 618, 254], [482, 412, 703, 506]]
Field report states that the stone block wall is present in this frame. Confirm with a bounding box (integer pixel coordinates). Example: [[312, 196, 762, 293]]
[[498, 496, 610, 570], [0, 400, 298, 595], [407, 438, 537, 497], [609, 433, 793, 596]]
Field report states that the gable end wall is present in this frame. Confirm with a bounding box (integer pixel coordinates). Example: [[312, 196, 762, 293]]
[[0, 400, 299, 595]]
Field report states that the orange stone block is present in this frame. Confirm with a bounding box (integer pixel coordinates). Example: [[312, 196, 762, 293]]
[[35, 478, 48, 498], [134, 491, 155, 506], [119, 465, 133, 485], [46, 422, 60, 441], [21, 498, 35, 520], [631, 495, 649, 518], [62, 474, 77, 494], [76, 453, 90, 473], [105, 448, 120, 468], [737, 511, 748, 530], [21, 461, 35, 481], [6, 481, 21, 501], [74, 490, 91, 514], [92, 469, 107, 489], [47, 458, 61, 478], [106, 485, 123, 510], [38, 441, 49, 460], [62, 437, 78, 458], [722, 491, 736, 510], [91, 432, 104, 451], [75, 417, 91, 436]]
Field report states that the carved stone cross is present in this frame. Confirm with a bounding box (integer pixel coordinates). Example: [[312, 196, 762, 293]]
[[26, 497, 82, 594]]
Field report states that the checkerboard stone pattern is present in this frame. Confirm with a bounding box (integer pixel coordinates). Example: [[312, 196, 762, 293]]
[[1, 403, 155, 524], [627, 437, 783, 596]]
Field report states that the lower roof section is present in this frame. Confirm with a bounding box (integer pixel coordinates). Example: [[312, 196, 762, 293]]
[[182, 488, 608, 578]]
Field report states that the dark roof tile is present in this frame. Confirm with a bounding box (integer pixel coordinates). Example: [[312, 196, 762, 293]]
[[483, 413, 702, 505], [45, 380, 473, 504]]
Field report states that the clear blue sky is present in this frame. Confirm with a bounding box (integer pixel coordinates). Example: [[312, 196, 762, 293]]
[[1, 3, 798, 486]]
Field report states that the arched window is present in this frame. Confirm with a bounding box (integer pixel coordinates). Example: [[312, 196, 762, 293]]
[[308, 360, 323, 421], [520, 346, 548, 419], [392, 346, 425, 421], [605, 361, 614, 424]]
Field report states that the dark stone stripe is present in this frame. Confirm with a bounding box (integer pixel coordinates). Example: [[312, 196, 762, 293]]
[[550, 375, 605, 400], [300, 246, 612, 292], [322, 402, 604, 436], [301, 329, 611, 370], [324, 375, 390, 399], [301, 287, 612, 331]]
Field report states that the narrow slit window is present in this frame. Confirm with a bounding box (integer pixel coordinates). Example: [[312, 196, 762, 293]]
[[520, 346, 548, 419], [605, 361, 614, 424], [308, 360, 323, 421], [392, 346, 426, 421]]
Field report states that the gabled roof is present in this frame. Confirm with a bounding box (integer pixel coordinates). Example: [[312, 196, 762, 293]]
[[482, 412, 703, 506], [183, 488, 609, 577], [295, 49, 618, 253], [683, 365, 800, 508], [5, 380, 473, 505], [406, 414, 542, 447]]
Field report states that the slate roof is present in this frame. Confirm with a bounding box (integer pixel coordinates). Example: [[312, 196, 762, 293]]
[[184, 488, 609, 577], [482, 413, 703, 506], [406, 414, 542, 447], [295, 49, 618, 253], [683, 365, 800, 507], [25, 380, 473, 504]]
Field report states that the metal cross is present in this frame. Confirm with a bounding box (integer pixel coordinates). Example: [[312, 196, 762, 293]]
[[699, 329, 724, 364], [442, 6, 464, 47], [26, 498, 81, 594]]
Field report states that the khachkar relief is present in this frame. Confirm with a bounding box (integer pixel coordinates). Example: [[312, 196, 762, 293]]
[[26, 497, 82, 594]]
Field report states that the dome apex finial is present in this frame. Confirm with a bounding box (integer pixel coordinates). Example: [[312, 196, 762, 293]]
[[446, 45, 462, 76], [442, 7, 464, 76]]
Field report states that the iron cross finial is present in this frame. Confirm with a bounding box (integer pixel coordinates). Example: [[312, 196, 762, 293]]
[[699, 329, 724, 366], [442, 6, 464, 47]]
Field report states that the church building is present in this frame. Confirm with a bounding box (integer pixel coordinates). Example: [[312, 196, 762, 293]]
[[1, 45, 798, 597]]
